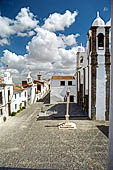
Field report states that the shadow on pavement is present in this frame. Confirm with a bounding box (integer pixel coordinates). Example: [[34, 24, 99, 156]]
[[37, 103, 89, 121], [97, 125, 109, 138], [38, 92, 50, 104], [47, 103, 88, 119]]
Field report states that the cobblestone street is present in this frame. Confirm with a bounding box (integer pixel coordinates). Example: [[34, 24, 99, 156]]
[[0, 102, 109, 170]]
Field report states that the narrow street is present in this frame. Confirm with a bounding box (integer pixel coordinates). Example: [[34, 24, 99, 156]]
[[0, 102, 109, 170]]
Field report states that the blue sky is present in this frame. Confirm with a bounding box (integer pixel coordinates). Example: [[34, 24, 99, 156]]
[[0, 0, 111, 82]]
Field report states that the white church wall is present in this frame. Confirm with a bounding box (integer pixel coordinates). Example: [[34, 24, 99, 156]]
[[85, 67, 88, 95], [89, 65, 92, 119], [80, 69, 84, 84], [96, 65, 106, 120]]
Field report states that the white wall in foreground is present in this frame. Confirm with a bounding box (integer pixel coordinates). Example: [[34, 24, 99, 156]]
[[108, 1, 113, 168]]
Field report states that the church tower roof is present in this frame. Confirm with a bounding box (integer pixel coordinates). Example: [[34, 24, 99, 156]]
[[92, 12, 105, 27], [77, 43, 85, 52]]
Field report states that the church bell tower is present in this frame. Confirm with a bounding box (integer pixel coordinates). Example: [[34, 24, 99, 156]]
[[88, 12, 111, 120]]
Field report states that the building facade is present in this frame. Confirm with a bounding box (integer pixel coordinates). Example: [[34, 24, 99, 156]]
[[0, 68, 13, 122], [11, 85, 27, 113], [76, 12, 111, 120], [50, 76, 77, 104]]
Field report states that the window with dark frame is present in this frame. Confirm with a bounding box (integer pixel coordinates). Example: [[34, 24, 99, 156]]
[[15, 94, 16, 99], [8, 90, 10, 102], [0, 92, 2, 104], [89, 37, 91, 52], [15, 104, 17, 110], [80, 57, 83, 64], [0, 109, 3, 115], [60, 81, 65, 86], [25, 91, 26, 97], [68, 81, 72, 86], [98, 33, 104, 49]]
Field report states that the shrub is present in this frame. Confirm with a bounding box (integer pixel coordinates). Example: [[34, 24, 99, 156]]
[[17, 110, 20, 113], [11, 112, 17, 116], [3, 116, 7, 122], [22, 106, 26, 109]]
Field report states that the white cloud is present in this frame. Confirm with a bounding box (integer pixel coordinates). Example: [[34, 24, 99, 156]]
[[59, 33, 80, 47], [0, 7, 38, 45], [0, 9, 80, 82], [42, 10, 78, 32], [103, 7, 108, 12], [1, 26, 80, 82], [0, 16, 15, 38], [14, 7, 38, 32], [26, 27, 62, 62], [24, 27, 80, 78], [17, 30, 35, 37], [0, 38, 10, 46], [1, 50, 25, 69]]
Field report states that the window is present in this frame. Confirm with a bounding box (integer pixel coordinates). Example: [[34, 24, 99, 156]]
[[19, 93, 21, 97], [60, 81, 65, 86], [98, 33, 104, 49], [0, 92, 2, 104], [70, 95, 74, 102], [15, 94, 16, 99], [89, 38, 91, 52], [8, 90, 10, 102], [68, 81, 72, 86], [25, 91, 26, 97], [15, 104, 17, 110], [0, 109, 3, 116], [80, 57, 83, 64]]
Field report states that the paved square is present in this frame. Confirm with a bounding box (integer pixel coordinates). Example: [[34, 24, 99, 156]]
[[0, 103, 109, 170]]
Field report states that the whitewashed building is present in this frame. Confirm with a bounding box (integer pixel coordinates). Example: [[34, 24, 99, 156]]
[[50, 76, 77, 104], [22, 73, 37, 105], [34, 73, 50, 100], [0, 69, 50, 122], [11, 85, 27, 113], [0, 68, 13, 122], [76, 12, 111, 120]]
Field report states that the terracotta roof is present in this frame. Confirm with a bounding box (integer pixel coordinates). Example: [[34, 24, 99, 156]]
[[51, 76, 75, 80], [22, 81, 32, 88], [33, 80, 44, 85], [36, 90, 41, 94], [0, 77, 4, 85], [13, 85, 23, 91]]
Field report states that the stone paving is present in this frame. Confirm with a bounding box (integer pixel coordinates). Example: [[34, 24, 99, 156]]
[[0, 102, 109, 170]]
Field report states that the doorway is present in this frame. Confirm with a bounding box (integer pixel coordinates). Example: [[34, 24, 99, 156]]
[[8, 103, 11, 116], [70, 95, 74, 102]]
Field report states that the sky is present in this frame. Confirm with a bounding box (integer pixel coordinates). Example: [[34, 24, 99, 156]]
[[0, 0, 111, 83]]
